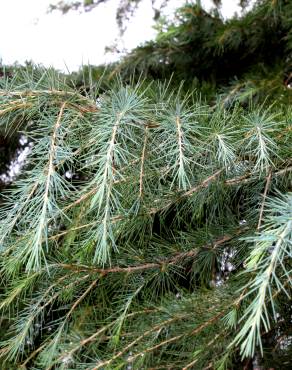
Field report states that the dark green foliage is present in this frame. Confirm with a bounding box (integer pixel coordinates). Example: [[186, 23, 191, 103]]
[[118, 0, 292, 97]]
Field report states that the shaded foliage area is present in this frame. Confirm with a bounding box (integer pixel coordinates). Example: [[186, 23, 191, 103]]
[[119, 1, 292, 84], [0, 67, 24, 188], [66, 0, 292, 107]]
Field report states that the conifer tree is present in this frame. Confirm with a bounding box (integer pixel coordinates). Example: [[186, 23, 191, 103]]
[[0, 1, 291, 369]]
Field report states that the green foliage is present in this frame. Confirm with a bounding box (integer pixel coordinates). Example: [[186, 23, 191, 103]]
[[68, 1, 292, 106], [0, 63, 291, 369], [118, 0, 292, 97], [0, 1, 292, 369], [232, 192, 292, 358]]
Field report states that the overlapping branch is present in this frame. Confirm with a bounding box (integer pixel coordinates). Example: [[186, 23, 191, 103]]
[[58, 228, 246, 276]]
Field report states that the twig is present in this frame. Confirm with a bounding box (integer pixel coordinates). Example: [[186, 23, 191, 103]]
[[0, 88, 93, 102], [125, 310, 225, 366], [0, 102, 33, 116], [65, 279, 97, 319], [257, 171, 272, 230], [49, 165, 291, 241], [139, 126, 148, 198], [29, 103, 66, 269], [58, 228, 246, 276], [182, 332, 223, 370], [49, 169, 224, 240], [91, 316, 180, 369], [20, 342, 48, 368], [51, 309, 157, 369]]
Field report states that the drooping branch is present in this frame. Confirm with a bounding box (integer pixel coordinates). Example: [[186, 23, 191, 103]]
[[49, 164, 292, 241], [26, 103, 66, 270], [46, 309, 157, 370], [0, 89, 98, 117], [58, 228, 247, 276], [124, 310, 225, 367], [92, 316, 181, 370]]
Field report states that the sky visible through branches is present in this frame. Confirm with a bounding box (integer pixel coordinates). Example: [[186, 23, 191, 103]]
[[0, 0, 252, 71]]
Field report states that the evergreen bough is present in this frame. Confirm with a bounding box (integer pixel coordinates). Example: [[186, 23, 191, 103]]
[[0, 66, 291, 369]]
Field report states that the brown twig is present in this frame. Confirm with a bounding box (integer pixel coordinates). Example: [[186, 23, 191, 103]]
[[0, 102, 33, 116], [125, 310, 225, 366], [149, 168, 223, 214], [49, 169, 224, 240], [50, 309, 157, 369], [49, 164, 292, 241], [58, 228, 246, 276], [20, 342, 48, 368], [91, 316, 180, 370]]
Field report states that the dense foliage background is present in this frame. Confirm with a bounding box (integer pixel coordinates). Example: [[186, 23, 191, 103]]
[[0, 0, 291, 369]]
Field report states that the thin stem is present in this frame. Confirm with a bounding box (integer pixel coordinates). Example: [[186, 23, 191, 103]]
[[182, 332, 223, 370], [91, 316, 181, 370], [149, 169, 223, 214], [50, 163, 292, 240], [49, 309, 157, 370], [126, 310, 225, 365], [257, 170, 272, 230], [0, 102, 33, 116], [58, 228, 246, 276], [27, 103, 66, 270], [139, 126, 148, 198]]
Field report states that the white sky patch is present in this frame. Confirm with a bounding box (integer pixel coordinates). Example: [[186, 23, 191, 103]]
[[0, 0, 251, 72]]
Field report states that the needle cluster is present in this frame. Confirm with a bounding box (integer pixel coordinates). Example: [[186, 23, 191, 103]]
[[0, 67, 291, 369]]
